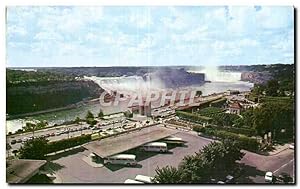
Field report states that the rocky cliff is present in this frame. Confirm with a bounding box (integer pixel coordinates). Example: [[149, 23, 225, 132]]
[[241, 71, 273, 84], [144, 68, 205, 88], [7, 80, 103, 115]]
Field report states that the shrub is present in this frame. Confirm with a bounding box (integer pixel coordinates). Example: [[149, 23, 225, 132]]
[[198, 127, 259, 152], [196, 107, 225, 117], [176, 111, 212, 123], [192, 125, 205, 133], [209, 113, 240, 126], [209, 125, 256, 136], [210, 98, 227, 108], [86, 118, 97, 126], [46, 134, 91, 154]]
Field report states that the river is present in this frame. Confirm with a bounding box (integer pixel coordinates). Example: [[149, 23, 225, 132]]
[[6, 72, 253, 134]]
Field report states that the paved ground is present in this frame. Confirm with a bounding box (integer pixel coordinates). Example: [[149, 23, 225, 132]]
[[238, 149, 295, 183], [83, 125, 178, 158], [7, 119, 141, 152], [50, 131, 213, 183], [42, 129, 295, 184]]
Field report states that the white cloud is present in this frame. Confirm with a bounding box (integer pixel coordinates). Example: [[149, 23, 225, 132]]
[[137, 34, 156, 50], [7, 25, 27, 37], [129, 10, 153, 29], [34, 31, 63, 41], [6, 6, 294, 67]]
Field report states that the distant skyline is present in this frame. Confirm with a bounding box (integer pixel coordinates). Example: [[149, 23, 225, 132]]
[[6, 6, 294, 67]]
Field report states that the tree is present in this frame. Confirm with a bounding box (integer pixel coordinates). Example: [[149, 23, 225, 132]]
[[74, 116, 81, 124], [18, 137, 48, 160], [12, 150, 18, 157], [85, 111, 94, 120], [36, 120, 47, 129], [87, 119, 97, 126], [265, 80, 279, 96], [196, 91, 202, 97], [23, 122, 37, 137], [251, 84, 265, 96], [124, 110, 133, 118], [254, 100, 294, 141], [154, 166, 182, 183], [154, 139, 244, 183], [98, 110, 104, 118]]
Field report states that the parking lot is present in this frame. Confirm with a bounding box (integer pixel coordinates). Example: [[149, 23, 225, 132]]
[[50, 131, 213, 183], [7, 118, 143, 152]]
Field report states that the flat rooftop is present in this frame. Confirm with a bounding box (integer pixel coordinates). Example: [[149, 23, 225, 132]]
[[83, 125, 178, 158], [6, 159, 47, 183]]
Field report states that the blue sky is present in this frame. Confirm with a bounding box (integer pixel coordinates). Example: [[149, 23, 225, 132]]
[[6, 6, 294, 67]]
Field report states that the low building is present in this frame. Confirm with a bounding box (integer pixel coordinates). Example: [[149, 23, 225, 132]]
[[6, 159, 47, 184], [228, 102, 243, 115], [225, 90, 240, 96]]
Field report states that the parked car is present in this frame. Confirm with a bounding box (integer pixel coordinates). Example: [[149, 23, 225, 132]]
[[16, 138, 22, 143], [62, 129, 69, 134], [10, 139, 17, 145], [225, 175, 234, 183], [289, 143, 294, 150], [55, 132, 62, 136], [50, 133, 55, 136], [22, 137, 29, 143], [45, 133, 51, 137]]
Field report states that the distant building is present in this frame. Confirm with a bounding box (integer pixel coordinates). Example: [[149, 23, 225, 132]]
[[227, 94, 258, 110], [225, 90, 240, 95], [228, 102, 243, 115], [139, 102, 152, 117]]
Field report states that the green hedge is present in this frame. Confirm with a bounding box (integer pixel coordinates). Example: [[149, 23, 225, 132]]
[[210, 98, 227, 108], [193, 124, 255, 136], [176, 111, 212, 123], [211, 125, 256, 136], [208, 113, 240, 127], [46, 134, 91, 154], [192, 125, 205, 133], [194, 126, 259, 152], [214, 130, 259, 152], [196, 107, 225, 117]]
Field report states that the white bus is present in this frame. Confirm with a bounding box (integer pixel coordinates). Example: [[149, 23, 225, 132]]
[[124, 179, 143, 184], [104, 154, 137, 166], [141, 142, 168, 152], [135, 175, 154, 183], [163, 136, 185, 145]]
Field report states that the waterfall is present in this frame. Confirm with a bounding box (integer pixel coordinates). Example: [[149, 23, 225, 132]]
[[84, 75, 164, 94], [189, 67, 242, 82]]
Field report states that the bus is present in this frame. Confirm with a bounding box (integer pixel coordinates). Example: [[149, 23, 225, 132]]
[[141, 142, 168, 152], [162, 136, 185, 146], [104, 154, 137, 166], [135, 175, 154, 183]]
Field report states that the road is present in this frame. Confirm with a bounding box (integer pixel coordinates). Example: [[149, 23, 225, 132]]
[[239, 149, 295, 183]]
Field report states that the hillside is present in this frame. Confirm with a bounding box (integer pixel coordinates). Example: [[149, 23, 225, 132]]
[[6, 69, 103, 116]]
